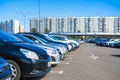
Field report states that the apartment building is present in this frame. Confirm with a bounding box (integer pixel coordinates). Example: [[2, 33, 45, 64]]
[[0, 20, 20, 33], [30, 16, 120, 34]]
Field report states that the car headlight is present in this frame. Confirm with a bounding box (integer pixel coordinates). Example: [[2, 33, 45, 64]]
[[46, 49, 56, 54], [68, 44, 72, 50], [20, 48, 39, 60]]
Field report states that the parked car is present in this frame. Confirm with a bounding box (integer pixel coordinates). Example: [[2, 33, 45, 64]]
[[96, 38, 109, 46], [0, 57, 12, 80], [14, 34, 61, 65], [103, 39, 114, 47], [0, 30, 51, 80], [113, 41, 120, 48], [19, 33, 68, 59], [74, 39, 84, 45], [85, 38, 96, 43], [107, 39, 120, 47], [49, 35, 80, 49], [96, 38, 103, 46], [19, 33, 72, 52], [109, 39, 120, 48], [100, 39, 110, 46]]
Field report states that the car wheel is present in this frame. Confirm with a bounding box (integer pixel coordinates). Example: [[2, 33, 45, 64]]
[[111, 44, 114, 48], [7, 59, 21, 80]]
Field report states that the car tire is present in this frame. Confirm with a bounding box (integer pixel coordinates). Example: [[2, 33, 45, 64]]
[[7, 59, 21, 80], [111, 44, 114, 48]]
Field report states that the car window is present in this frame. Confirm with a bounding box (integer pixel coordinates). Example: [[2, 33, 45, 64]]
[[15, 34, 35, 44], [24, 35, 37, 41], [35, 36, 48, 43]]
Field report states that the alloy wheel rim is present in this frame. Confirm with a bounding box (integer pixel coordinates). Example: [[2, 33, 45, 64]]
[[9, 63, 17, 80]]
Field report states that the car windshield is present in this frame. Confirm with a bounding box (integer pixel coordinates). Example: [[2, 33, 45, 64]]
[[35, 35, 49, 43], [15, 34, 35, 44], [50, 35, 66, 41], [0, 31, 21, 43], [42, 34, 55, 41], [49, 35, 59, 40]]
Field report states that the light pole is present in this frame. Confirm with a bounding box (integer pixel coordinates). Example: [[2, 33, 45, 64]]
[[17, 10, 33, 32], [38, 0, 40, 33], [16, 10, 26, 32]]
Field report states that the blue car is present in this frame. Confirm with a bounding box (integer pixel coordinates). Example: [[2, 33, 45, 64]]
[[0, 57, 12, 80], [0, 30, 51, 80]]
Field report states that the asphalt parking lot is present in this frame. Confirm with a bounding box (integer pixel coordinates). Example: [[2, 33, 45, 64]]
[[26, 43, 120, 80]]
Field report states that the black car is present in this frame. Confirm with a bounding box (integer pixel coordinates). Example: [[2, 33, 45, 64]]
[[0, 57, 12, 80], [0, 30, 51, 80]]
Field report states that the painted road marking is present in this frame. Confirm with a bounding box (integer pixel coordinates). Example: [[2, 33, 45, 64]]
[[65, 57, 72, 60], [68, 55, 75, 57], [50, 70, 63, 74], [60, 62, 69, 64], [89, 53, 99, 60]]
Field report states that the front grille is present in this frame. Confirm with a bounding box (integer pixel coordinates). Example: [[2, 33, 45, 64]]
[[51, 56, 55, 62], [38, 54, 49, 60], [41, 54, 49, 60]]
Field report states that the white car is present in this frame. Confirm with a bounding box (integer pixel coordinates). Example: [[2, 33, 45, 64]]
[[49, 35, 80, 49], [107, 39, 120, 47]]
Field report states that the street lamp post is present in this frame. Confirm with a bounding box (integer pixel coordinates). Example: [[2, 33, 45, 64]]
[[17, 10, 33, 32], [39, 0, 40, 33], [17, 11, 26, 32]]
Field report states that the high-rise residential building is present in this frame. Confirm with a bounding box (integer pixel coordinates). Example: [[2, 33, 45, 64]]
[[98, 17, 106, 33], [105, 17, 115, 33], [30, 16, 120, 34], [63, 17, 69, 33], [56, 18, 61, 33], [47, 17, 52, 33], [3, 21, 9, 32], [0, 22, 4, 30], [90, 17, 99, 33], [0, 20, 20, 33], [19, 25, 24, 32], [9, 20, 19, 33], [118, 17, 120, 33], [76, 17, 85, 33], [30, 18, 40, 32], [40, 17, 45, 33], [69, 17, 74, 33], [84, 17, 92, 33], [114, 17, 118, 33], [51, 17, 57, 33], [73, 17, 77, 33]]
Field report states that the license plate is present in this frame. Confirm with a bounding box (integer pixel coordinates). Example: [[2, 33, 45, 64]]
[[5, 77, 11, 80], [48, 61, 51, 67]]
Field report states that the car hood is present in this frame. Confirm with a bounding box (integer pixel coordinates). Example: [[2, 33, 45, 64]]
[[38, 44, 60, 50], [12, 42, 47, 55], [45, 43, 63, 47]]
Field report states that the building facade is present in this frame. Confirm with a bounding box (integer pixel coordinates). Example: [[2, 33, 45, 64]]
[[19, 25, 24, 32], [0, 20, 20, 33], [30, 16, 120, 34]]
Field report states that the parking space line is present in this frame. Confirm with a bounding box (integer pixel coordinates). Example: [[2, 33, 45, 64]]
[[60, 62, 69, 64], [50, 70, 63, 74], [65, 57, 72, 60], [68, 55, 75, 57]]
